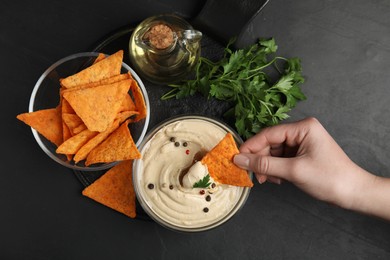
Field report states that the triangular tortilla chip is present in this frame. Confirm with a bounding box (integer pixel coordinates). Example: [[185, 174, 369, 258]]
[[16, 107, 63, 147], [93, 53, 106, 64], [72, 124, 87, 135], [73, 110, 139, 163], [116, 110, 139, 123], [85, 120, 141, 166], [62, 113, 83, 131], [82, 160, 136, 218], [61, 73, 131, 94], [130, 79, 147, 122], [60, 98, 75, 144], [62, 79, 131, 132], [60, 50, 123, 89], [119, 93, 136, 112], [59, 104, 74, 161], [60, 96, 75, 114], [73, 118, 120, 163], [56, 129, 98, 155], [201, 133, 253, 187], [61, 121, 73, 161]]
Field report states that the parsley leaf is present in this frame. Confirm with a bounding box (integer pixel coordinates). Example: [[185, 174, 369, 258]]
[[193, 174, 211, 188], [161, 38, 306, 139]]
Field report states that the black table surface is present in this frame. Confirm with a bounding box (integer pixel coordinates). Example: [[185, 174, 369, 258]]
[[3, 0, 390, 259]]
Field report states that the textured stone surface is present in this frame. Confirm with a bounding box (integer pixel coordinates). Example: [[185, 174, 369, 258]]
[[5, 0, 390, 259]]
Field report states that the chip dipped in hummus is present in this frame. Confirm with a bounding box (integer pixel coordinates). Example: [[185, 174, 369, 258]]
[[133, 116, 252, 231]]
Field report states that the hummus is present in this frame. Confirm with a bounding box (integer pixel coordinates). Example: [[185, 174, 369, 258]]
[[135, 118, 246, 229]]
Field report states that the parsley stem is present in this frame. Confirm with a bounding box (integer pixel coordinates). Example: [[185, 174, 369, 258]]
[[161, 88, 178, 100], [260, 100, 274, 116], [241, 93, 257, 112], [199, 57, 218, 67], [246, 56, 287, 75]]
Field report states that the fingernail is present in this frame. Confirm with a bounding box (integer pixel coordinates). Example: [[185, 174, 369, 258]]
[[234, 154, 249, 169], [257, 175, 267, 184]]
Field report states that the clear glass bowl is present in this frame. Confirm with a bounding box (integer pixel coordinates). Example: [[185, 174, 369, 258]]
[[28, 52, 150, 171], [133, 115, 252, 232]]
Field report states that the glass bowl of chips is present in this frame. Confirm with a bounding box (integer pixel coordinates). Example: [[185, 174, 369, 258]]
[[23, 51, 150, 171], [132, 115, 252, 232]]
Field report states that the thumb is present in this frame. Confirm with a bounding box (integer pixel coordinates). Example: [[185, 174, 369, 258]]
[[234, 153, 295, 181]]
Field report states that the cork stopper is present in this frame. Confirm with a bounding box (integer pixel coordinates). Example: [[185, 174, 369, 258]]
[[144, 24, 175, 50]]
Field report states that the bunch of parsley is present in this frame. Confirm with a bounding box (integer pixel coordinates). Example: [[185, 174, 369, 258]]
[[161, 38, 306, 139]]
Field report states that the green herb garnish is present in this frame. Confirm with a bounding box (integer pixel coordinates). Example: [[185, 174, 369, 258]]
[[193, 174, 211, 188], [161, 38, 306, 139]]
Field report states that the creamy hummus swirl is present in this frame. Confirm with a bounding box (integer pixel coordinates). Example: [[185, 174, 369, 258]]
[[136, 119, 244, 229]]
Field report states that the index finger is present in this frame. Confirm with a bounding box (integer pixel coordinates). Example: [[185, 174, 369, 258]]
[[239, 118, 312, 154]]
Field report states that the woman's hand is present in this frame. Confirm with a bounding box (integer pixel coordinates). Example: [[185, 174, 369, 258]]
[[234, 117, 390, 220]]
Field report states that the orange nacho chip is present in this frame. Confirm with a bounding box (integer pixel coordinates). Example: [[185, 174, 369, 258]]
[[62, 113, 83, 132], [115, 110, 139, 124], [16, 107, 63, 147], [201, 133, 253, 187], [120, 93, 136, 112], [73, 110, 139, 163], [56, 129, 98, 155], [60, 96, 75, 114], [72, 123, 87, 135], [59, 104, 74, 161], [61, 122, 73, 161], [85, 120, 141, 166], [60, 98, 75, 143], [60, 50, 123, 89], [62, 79, 131, 132], [73, 120, 120, 163], [82, 160, 136, 218], [93, 53, 106, 64], [61, 121, 72, 140], [130, 79, 147, 122], [61, 73, 131, 94]]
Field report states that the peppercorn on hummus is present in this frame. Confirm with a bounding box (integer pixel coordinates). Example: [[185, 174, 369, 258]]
[[133, 117, 251, 231]]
